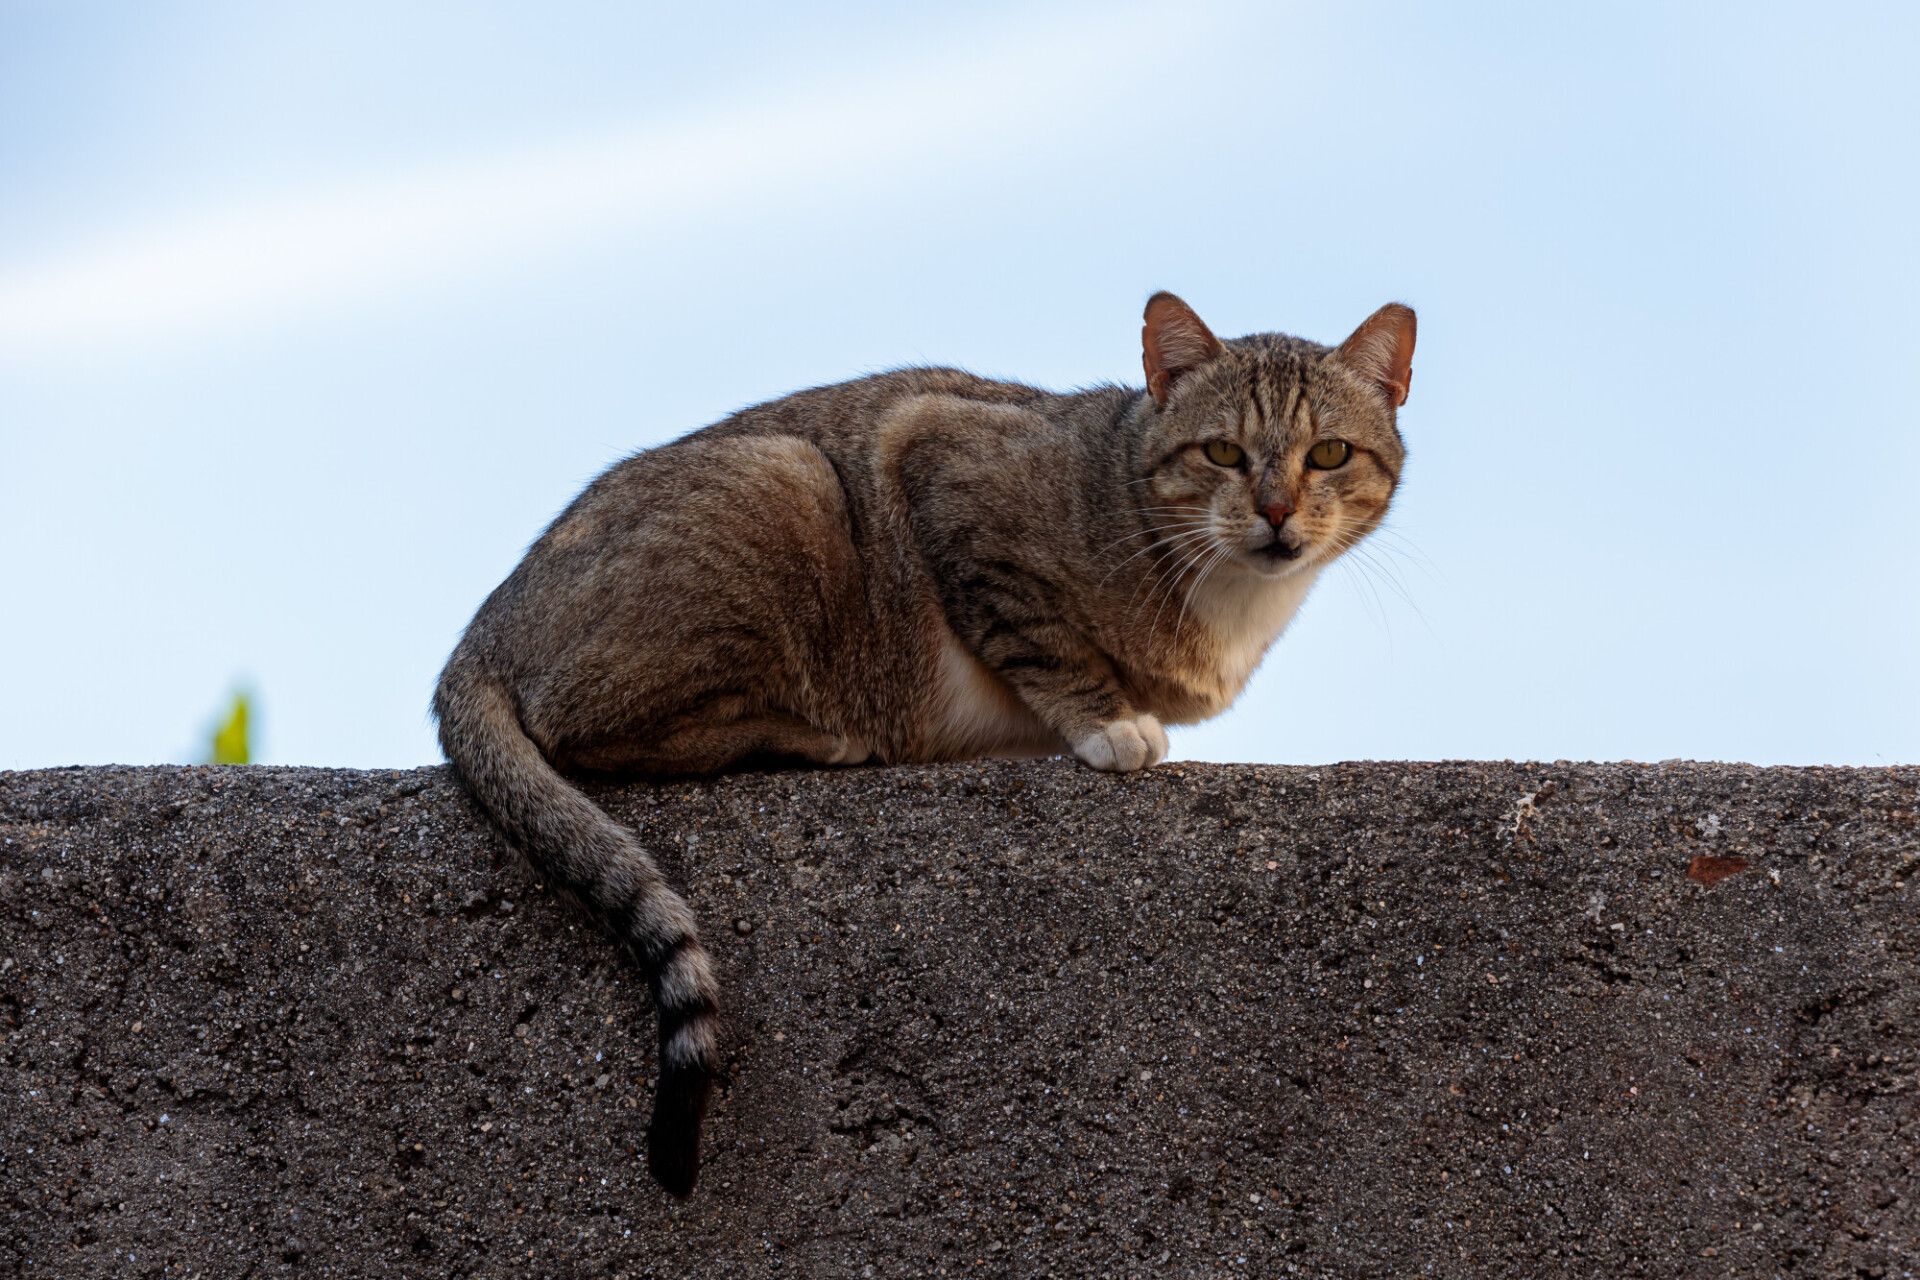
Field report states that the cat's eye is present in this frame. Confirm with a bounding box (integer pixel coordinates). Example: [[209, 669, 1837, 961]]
[[1204, 441, 1245, 468], [1306, 440, 1351, 470]]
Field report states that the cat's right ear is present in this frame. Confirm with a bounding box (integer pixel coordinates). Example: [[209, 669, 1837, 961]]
[[1142, 292, 1223, 407]]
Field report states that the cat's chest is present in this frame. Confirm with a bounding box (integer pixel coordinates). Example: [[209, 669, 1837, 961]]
[[1168, 567, 1321, 721]]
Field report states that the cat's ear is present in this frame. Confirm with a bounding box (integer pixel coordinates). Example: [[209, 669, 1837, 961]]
[[1142, 292, 1223, 407], [1334, 303, 1417, 407]]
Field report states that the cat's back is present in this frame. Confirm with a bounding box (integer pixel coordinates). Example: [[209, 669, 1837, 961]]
[[563, 366, 1107, 525], [695, 365, 1053, 449], [525, 366, 1131, 593]]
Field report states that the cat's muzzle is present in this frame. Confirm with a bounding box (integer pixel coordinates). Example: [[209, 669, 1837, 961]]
[[1254, 533, 1305, 563]]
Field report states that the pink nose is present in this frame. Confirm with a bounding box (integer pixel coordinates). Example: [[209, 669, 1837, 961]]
[[1262, 499, 1295, 527]]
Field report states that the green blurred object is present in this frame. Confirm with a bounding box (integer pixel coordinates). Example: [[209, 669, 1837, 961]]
[[209, 691, 251, 765]]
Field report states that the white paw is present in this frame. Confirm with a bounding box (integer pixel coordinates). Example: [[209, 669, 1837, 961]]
[[824, 736, 871, 766], [1071, 714, 1168, 773]]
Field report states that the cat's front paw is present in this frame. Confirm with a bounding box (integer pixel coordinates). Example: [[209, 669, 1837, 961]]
[[1071, 715, 1168, 773], [823, 735, 871, 766]]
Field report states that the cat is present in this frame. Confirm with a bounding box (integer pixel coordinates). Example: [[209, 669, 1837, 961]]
[[432, 291, 1414, 1196]]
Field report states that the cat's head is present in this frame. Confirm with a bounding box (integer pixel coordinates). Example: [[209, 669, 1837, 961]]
[[1130, 292, 1414, 581]]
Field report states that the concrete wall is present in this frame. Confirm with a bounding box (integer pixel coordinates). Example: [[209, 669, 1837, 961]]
[[2, 760, 1916, 1278]]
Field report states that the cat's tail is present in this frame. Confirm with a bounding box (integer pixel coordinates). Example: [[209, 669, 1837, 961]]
[[431, 653, 719, 1198]]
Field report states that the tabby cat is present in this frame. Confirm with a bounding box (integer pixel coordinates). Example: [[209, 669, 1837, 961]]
[[433, 292, 1415, 1195]]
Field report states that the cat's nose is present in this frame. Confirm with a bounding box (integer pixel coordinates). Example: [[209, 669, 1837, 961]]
[[1261, 498, 1295, 528]]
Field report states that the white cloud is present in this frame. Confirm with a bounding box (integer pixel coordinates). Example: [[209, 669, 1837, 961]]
[[0, 4, 1192, 361]]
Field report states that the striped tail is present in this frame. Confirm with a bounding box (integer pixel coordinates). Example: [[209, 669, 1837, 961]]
[[432, 654, 720, 1197]]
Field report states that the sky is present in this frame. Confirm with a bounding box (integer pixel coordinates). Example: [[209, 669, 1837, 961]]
[[2, 0, 1915, 771]]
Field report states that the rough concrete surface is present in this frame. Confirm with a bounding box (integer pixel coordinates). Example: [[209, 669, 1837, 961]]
[[2, 760, 1916, 1279]]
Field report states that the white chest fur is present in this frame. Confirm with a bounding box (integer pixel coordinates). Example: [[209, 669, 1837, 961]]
[[924, 629, 1063, 761], [1184, 565, 1322, 717], [921, 566, 1320, 753]]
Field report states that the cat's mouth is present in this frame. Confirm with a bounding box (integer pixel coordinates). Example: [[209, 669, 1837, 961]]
[[1250, 532, 1306, 567]]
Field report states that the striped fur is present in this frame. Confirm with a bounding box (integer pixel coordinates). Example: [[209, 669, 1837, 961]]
[[431, 293, 1413, 1197]]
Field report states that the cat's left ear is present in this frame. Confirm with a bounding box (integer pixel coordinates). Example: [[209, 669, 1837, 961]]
[[1142, 292, 1223, 407], [1335, 303, 1417, 407]]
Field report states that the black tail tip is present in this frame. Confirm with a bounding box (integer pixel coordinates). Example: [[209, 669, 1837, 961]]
[[646, 1067, 714, 1198]]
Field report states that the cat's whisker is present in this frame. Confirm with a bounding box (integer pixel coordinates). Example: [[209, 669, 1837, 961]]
[[1324, 532, 1437, 639], [1315, 515, 1388, 561], [1103, 523, 1217, 586], [1131, 534, 1193, 620], [1102, 530, 1214, 585], [1304, 504, 1437, 641], [1143, 555, 1191, 638], [1173, 540, 1237, 641], [1359, 564, 1420, 644], [1349, 538, 1428, 577], [1119, 545, 1212, 611], [1347, 546, 1437, 636], [1091, 508, 1216, 559], [1359, 528, 1441, 581], [1360, 523, 1428, 556], [1095, 508, 1216, 542], [1326, 511, 1422, 555], [1316, 518, 1394, 620], [1312, 533, 1367, 566], [1177, 542, 1238, 638], [1349, 544, 1417, 604], [1146, 532, 1224, 640], [1111, 513, 1214, 529], [1093, 523, 1177, 560], [1311, 518, 1431, 630], [1128, 526, 1218, 613], [1321, 517, 1428, 602], [1335, 556, 1394, 637]]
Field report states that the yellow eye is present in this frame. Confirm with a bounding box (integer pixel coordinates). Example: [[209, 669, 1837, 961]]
[[1307, 440, 1351, 470], [1204, 440, 1245, 468]]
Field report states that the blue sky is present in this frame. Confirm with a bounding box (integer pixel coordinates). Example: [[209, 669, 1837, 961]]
[[2, 1, 1915, 770]]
